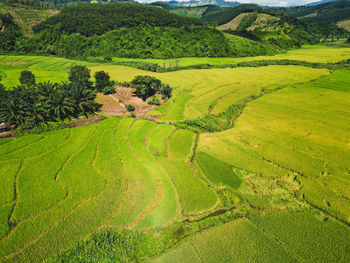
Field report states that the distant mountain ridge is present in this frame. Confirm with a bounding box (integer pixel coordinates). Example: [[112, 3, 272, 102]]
[[305, 0, 336, 6], [165, 0, 241, 7]]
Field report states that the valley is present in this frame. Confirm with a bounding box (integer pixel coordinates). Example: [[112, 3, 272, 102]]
[[0, 0, 350, 262]]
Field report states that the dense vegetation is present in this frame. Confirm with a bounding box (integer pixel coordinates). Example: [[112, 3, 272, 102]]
[[22, 26, 241, 58], [225, 11, 349, 49], [33, 3, 204, 37], [2, 1, 349, 59], [0, 13, 22, 52], [0, 66, 101, 131], [201, 4, 262, 25], [130, 75, 172, 101], [280, 0, 350, 24], [2, 2, 279, 58]]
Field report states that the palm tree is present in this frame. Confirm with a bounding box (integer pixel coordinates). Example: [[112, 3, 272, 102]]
[[68, 84, 99, 118], [56, 81, 71, 93], [36, 81, 55, 100], [25, 102, 49, 124], [0, 97, 25, 127], [46, 93, 74, 121]]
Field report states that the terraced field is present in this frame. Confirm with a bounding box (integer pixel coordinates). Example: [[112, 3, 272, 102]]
[[0, 56, 95, 87], [110, 45, 350, 66], [90, 65, 328, 121], [0, 47, 350, 262], [0, 117, 225, 262], [152, 70, 350, 262]]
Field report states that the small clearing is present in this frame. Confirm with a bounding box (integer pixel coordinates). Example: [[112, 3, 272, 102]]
[[96, 86, 164, 118]]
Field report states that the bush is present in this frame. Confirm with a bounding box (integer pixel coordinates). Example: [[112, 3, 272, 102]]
[[118, 81, 130, 87], [125, 104, 135, 112], [19, 70, 36, 87], [161, 84, 172, 98], [148, 95, 161, 105], [130, 75, 162, 101], [102, 86, 116, 95], [104, 56, 112, 62]]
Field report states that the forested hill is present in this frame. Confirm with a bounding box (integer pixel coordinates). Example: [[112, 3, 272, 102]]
[[279, 0, 350, 24], [2, 1, 349, 59], [33, 3, 204, 37], [16, 2, 276, 59]]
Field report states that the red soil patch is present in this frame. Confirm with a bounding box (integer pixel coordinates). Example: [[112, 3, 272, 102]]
[[0, 62, 26, 65], [97, 86, 164, 118]]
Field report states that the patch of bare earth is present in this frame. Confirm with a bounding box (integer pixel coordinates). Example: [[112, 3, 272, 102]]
[[97, 86, 165, 118], [0, 62, 26, 65]]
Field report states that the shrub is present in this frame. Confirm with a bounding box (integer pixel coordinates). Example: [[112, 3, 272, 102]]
[[148, 95, 161, 105], [125, 104, 135, 112], [118, 81, 130, 87], [102, 86, 116, 95], [161, 84, 172, 98], [130, 75, 161, 101], [104, 56, 112, 62]]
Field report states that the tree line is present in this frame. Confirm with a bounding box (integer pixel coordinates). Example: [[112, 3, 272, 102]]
[[0, 66, 116, 131], [33, 3, 204, 37], [21, 25, 238, 58]]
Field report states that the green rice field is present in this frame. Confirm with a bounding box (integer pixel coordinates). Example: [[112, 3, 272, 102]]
[[0, 45, 350, 262]]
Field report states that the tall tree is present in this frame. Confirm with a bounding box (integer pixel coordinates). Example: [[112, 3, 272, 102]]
[[68, 65, 92, 89], [19, 70, 36, 87]]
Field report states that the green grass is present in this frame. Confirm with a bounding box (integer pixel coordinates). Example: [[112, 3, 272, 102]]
[[109, 45, 350, 66], [195, 151, 242, 188], [147, 124, 175, 153], [158, 129, 218, 215], [0, 50, 350, 262], [250, 210, 350, 262], [0, 55, 95, 87], [154, 218, 296, 262], [91, 65, 328, 121], [108, 118, 158, 228], [125, 120, 179, 229], [0, 159, 21, 205], [199, 69, 350, 221]]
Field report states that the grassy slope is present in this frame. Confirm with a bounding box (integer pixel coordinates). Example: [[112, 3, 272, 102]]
[[338, 19, 350, 31], [199, 69, 350, 221], [1, 46, 350, 86], [219, 12, 250, 30], [90, 65, 328, 122], [154, 218, 296, 263], [0, 48, 350, 262], [155, 210, 350, 262], [283, 0, 350, 24]]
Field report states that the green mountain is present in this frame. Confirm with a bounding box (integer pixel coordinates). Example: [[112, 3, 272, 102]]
[[17, 2, 277, 59], [279, 0, 350, 24], [218, 6, 349, 49]]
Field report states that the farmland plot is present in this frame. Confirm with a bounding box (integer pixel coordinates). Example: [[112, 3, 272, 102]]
[[0, 49, 349, 262]]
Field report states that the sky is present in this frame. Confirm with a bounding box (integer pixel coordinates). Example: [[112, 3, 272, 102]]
[[138, 0, 325, 7]]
